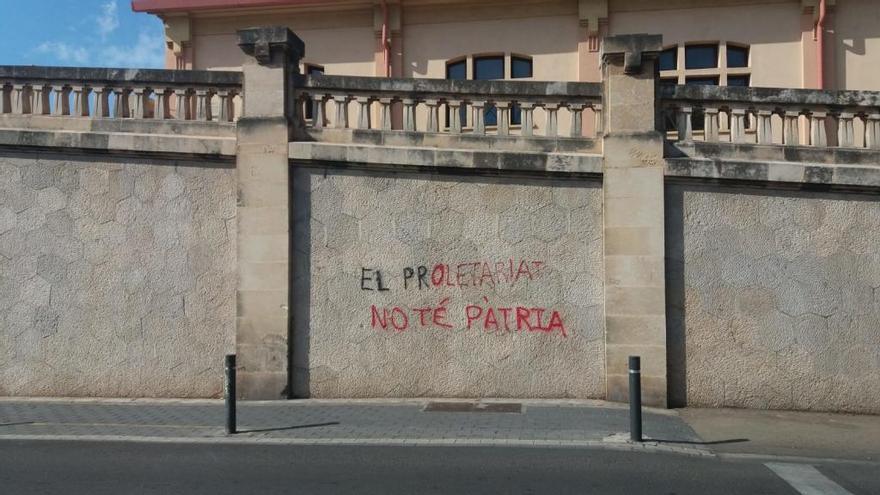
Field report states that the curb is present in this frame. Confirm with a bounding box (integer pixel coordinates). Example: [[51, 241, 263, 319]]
[[0, 434, 713, 457]]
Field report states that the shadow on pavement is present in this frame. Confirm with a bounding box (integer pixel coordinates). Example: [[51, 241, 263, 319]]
[[237, 421, 340, 434]]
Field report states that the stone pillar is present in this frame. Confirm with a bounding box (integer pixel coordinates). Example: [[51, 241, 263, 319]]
[[235, 26, 304, 399], [601, 34, 668, 408]]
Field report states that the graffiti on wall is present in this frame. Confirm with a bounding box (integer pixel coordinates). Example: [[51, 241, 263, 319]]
[[360, 258, 568, 337]]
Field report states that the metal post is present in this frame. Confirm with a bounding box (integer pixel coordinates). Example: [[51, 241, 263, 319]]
[[629, 356, 642, 442], [225, 354, 237, 434]]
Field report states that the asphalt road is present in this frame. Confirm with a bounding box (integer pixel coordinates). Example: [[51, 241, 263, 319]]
[[0, 440, 876, 494]]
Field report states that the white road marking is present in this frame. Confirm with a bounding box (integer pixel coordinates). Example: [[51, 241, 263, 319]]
[[765, 462, 854, 495]]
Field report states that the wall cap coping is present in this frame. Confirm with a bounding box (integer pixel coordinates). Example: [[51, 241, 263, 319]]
[[297, 74, 602, 99], [237, 26, 305, 65], [290, 141, 602, 176], [667, 156, 880, 190], [0, 128, 236, 158], [0, 65, 242, 87], [602, 34, 663, 74], [660, 84, 880, 108]]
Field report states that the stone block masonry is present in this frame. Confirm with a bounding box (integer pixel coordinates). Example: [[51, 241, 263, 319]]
[[0, 151, 236, 397], [291, 167, 605, 398], [666, 183, 880, 414]]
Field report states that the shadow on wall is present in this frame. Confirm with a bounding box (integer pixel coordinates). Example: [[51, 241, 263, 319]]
[[832, 0, 880, 91], [664, 185, 687, 408], [291, 172, 312, 398]]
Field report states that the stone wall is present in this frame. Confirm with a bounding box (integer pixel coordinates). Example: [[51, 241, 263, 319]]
[[0, 151, 236, 397], [292, 166, 605, 398], [666, 182, 880, 414]]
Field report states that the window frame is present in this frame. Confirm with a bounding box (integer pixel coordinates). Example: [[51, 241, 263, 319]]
[[658, 41, 751, 87]]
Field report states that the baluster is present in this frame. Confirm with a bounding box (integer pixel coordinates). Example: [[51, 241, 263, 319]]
[[215, 89, 232, 122], [567, 103, 584, 138], [378, 97, 392, 131], [174, 89, 189, 120], [131, 87, 148, 119], [544, 103, 559, 137], [496, 101, 510, 136], [593, 103, 604, 136], [837, 111, 855, 148], [730, 108, 746, 143], [471, 100, 486, 135], [676, 105, 693, 142], [332, 95, 349, 129], [52, 84, 70, 116], [756, 109, 773, 144], [71, 85, 90, 117], [11, 84, 26, 114], [355, 96, 371, 129], [154, 88, 171, 120], [310, 94, 326, 129], [810, 110, 827, 147], [447, 100, 462, 133], [402, 98, 417, 132], [30, 84, 47, 115], [703, 107, 719, 142], [92, 87, 109, 118], [0, 84, 10, 113], [783, 110, 800, 146], [423, 98, 439, 133], [112, 87, 130, 118], [866, 113, 880, 150], [520, 102, 535, 136], [195, 89, 212, 121]]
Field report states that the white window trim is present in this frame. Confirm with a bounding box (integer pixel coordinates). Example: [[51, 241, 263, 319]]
[[660, 41, 751, 86]]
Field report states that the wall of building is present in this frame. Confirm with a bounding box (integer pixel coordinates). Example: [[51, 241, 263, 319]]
[[666, 182, 880, 414], [0, 151, 236, 397], [190, 9, 376, 75], [832, 0, 880, 91], [291, 166, 605, 398], [609, 2, 805, 89]]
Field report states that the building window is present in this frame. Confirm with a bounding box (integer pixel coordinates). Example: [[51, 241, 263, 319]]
[[446, 59, 466, 80], [685, 44, 719, 69], [727, 75, 750, 87], [726, 45, 749, 68], [445, 54, 533, 129], [304, 64, 324, 120], [511, 56, 532, 79], [685, 76, 720, 86], [659, 47, 677, 71], [659, 42, 751, 87]]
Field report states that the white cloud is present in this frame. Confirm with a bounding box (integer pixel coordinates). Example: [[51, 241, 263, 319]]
[[33, 42, 90, 65], [100, 31, 165, 68], [96, 1, 120, 39]]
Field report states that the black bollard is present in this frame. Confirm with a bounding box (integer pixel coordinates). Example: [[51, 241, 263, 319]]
[[629, 356, 642, 442], [225, 354, 236, 434]]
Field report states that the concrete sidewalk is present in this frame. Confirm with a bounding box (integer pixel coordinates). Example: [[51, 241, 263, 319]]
[[0, 398, 876, 462]]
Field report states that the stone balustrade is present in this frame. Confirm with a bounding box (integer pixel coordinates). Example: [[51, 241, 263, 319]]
[[661, 85, 880, 149], [296, 74, 603, 139], [0, 66, 242, 122]]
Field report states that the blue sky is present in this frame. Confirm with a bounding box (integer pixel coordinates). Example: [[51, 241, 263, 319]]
[[0, 0, 165, 68]]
